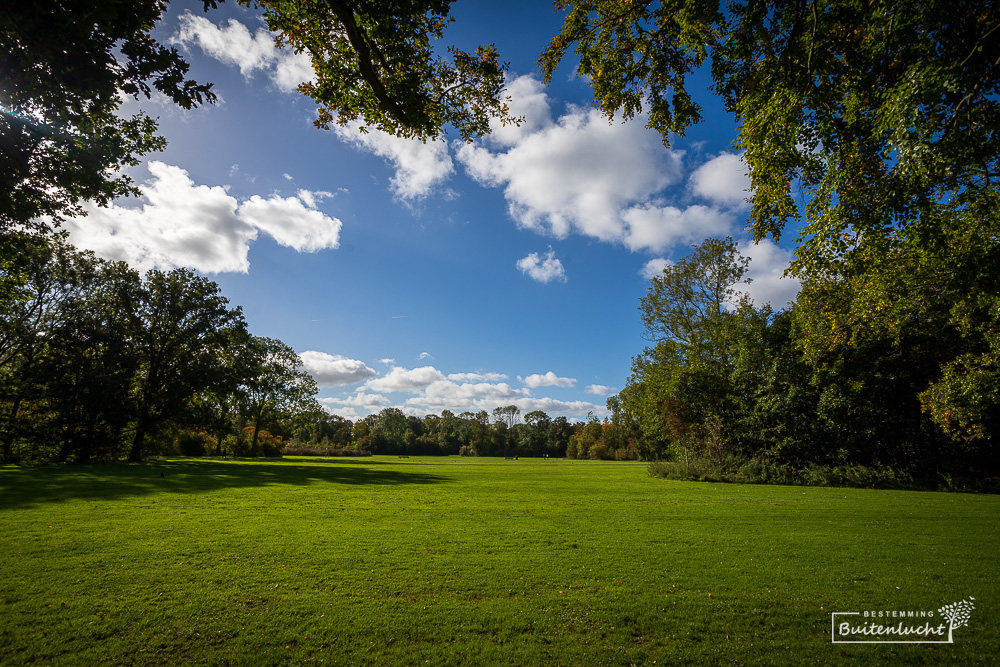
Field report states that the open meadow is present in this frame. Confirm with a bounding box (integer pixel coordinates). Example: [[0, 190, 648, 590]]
[[0, 456, 997, 665]]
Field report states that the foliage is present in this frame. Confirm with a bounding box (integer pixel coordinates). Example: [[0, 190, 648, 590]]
[[0, 243, 323, 463], [236, 335, 319, 457], [538, 1, 1000, 267], [618, 235, 1000, 486], [648, 455, 922, 491], [120, 267, 247, 461], [176, 430, 214, 457], [0, 1, 216, 233], [247, 0, 518, 141]]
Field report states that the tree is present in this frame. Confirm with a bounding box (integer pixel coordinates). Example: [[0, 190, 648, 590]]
[[237, 336, 319, 456], [492, 405, 521, 429], [0, 238, 114, 461], [624, 238, 770, 461], [248, 0, 518, 141], [368, 407, 410, 453], [120, 268, 246, 461], [641, 236, 751, 355], [0, 1, 216, 233], [539, 1, 999, 268]]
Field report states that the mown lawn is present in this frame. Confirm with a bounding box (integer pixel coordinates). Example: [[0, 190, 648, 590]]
[[0, 456, 996, 665]]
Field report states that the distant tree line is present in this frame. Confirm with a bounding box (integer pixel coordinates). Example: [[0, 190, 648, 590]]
[[0, 235, 319, 463], [291, 405, 633, 460]]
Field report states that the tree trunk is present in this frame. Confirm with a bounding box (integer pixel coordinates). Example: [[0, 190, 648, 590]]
[[2, 396, 22, 462], [129, 421, 147, 462], [250, 420, 262, 457]]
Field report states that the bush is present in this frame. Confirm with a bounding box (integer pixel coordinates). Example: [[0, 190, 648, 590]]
[[458, 444, 477, 457], [282, 446, 372, 457], [176, 431, 213, 457], [649, 453, 919, 490], [588, 443, 612, 460]]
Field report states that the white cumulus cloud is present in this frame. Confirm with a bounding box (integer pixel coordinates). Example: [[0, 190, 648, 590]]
[[622, 204, 734, 253], [65, 161, 341, 273], [521, 371, 576, 389], [447, 372, 508, 383], [690, 152, 751, 208], [330, 392, 392, 409], [366, 366, 447, 393], [586, 385, 617, 396], [517, 248, 566, 283], [640, 258, 672, 280], [457, 87, 684, 243], [737, 238, 801, 308], [172, 13, 313, 92], [456, 75, 748, 255], [299, 351, 377, 387], [333, 121, 454, 200]]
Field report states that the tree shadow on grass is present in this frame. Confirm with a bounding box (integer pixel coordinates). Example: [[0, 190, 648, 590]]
[[0, 458, 451, 510]]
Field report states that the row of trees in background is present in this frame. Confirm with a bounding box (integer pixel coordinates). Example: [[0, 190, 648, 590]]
[[0, 235, 319, 463], [293, 406, 608, 459]]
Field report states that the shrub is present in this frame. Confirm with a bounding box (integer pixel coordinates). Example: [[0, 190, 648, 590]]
[[649, 453, 920, 490], [282, 446, 372, 457], [588, 443, 612, 460], [176, 431, 213, 457]]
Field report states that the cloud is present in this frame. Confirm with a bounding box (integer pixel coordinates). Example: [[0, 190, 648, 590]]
[[319, 361, 606, 419], [586, 384, 617, 396], [238, 192, 341, 252], [379, 358, 396, 366], [366, 366, 447, 393], [65, 161, 341, 273], [517, 248, 567, 283], [456, 75, 749, 255], [172, 13, 313, 92], [621, 204, 734, 253], [690, 152, 751, 207], [333, 121, 454, 200], [737, 238, 801, 308], [416, 380, 529, 404], [323, 392, 391, 409], [447, 372, 508, 382], [317, 400, 360, 420], [458, 94, 683, 242], [417, 352, 433, 360], [485, 75, 554, 147], [521, 371, 576, 388], [404, 391, 601, 419], [640, 258, 672, 280], [299, 351, 377, 387]]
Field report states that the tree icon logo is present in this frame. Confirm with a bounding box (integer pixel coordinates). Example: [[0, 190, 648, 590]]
[[938, 597, 976, 643]]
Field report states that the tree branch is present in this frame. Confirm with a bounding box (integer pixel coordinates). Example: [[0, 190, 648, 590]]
[[320, 0, 418, 127]]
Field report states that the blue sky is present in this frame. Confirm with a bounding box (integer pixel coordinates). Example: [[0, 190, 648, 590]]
[[64, 0, 800, 421]]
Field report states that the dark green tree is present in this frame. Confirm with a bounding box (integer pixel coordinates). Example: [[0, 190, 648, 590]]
[[247, 0, 518, 140], [0, 1, 216, 233], [237, 336, 320, 456], [120, 268, 246, 462]]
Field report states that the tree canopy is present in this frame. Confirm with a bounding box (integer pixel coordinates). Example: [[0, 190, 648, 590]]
[[0, 1, 217, 233], [248, 0, 519, 140]]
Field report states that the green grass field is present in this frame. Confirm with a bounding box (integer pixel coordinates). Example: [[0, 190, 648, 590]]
[[0, 456, 996, 665]]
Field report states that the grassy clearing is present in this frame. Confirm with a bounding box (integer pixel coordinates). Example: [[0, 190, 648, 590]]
[[0, 456, 996, 665]]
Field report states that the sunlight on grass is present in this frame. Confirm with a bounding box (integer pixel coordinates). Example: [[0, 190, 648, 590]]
[[0, 457, 996, 665]]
